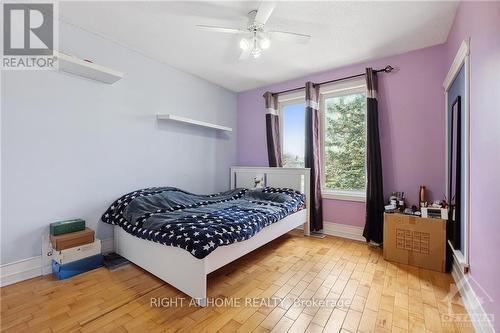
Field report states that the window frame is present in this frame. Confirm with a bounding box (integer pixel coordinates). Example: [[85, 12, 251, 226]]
[[319, 79, 367, 202], [278, 91, 306, 168], [276, 79, 368, 203]]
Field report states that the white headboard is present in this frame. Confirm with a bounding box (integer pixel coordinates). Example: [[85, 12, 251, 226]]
[[230, 166, 311, 232], [230, 167, 309, 193]]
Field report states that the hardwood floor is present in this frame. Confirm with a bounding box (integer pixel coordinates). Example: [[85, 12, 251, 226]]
[[0, 231, 474, 333]]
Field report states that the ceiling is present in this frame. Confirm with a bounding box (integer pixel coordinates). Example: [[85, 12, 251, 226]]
[[60, 1, 458, 92]]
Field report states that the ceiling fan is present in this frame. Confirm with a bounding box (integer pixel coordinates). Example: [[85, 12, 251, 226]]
[[196, 2, 311, 60]]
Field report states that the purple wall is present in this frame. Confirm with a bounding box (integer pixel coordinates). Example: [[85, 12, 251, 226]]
[[237, 45, 447, 227], [444, 1, 500, 329], [237, 1, 500, 328]]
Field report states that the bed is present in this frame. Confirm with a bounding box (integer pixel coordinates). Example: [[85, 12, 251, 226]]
[[104, 167, 310, 306]]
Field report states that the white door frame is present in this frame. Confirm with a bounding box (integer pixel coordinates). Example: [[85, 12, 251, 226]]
[[443, 39, 470, 271]]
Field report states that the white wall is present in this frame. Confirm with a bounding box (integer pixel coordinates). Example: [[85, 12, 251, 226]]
[[0, 22, 237, 264]]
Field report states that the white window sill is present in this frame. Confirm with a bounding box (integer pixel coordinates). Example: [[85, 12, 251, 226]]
[[322, 190, 366, 202], [448, 240, 469, 274]]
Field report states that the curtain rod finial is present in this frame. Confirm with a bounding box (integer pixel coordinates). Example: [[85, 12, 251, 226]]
[[384, 65, 394, 73]]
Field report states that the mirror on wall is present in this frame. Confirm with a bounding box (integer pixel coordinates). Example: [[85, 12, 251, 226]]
[[448, 96, 461, 249]]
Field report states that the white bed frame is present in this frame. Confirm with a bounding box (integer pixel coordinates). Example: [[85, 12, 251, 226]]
[[114, 167, 310, 306]]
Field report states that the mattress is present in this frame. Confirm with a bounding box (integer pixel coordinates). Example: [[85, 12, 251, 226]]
[[101, 187, 305, 259]]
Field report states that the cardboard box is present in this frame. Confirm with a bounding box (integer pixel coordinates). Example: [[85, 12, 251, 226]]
[[50, 228, 95, 251], [383, 213, 446, 272], [52, 239, 101, 265]]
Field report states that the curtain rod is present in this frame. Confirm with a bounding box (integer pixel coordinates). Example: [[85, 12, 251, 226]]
[[275, 65, 395, 96]]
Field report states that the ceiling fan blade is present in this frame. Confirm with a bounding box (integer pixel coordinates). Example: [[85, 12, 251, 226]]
[[268, 30, 311, 44], [196, 25, 246, 34], [254, 1, 276, 25], [239, 47, 251, 60]]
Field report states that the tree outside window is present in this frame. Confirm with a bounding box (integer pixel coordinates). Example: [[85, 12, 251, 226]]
[[324, 92, 366, 191]]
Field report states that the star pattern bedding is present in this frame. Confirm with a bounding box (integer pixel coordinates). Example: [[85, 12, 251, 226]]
[[101, 187, 305, 259]]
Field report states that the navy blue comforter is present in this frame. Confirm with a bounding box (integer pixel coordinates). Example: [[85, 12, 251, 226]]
[[101, 187, 305, 259]]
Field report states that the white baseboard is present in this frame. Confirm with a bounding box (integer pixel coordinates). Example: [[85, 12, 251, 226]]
[[323, 222, 365, 242], [1, 225, 363, 288], [451, 256, 495, 333], [0, 256, 43, 287], [0, 222, 364, 288], [1, 237, 114, 287]]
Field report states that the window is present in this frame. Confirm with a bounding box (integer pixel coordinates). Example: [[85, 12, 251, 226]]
[[279, 95, 305, 168], [278, 80, 367, 202], [321, 80, 366, 200]]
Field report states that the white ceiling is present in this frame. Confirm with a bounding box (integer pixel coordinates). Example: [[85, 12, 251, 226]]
[[60, 1, 458, 92]]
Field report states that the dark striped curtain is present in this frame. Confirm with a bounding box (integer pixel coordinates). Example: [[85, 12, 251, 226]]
[[305, 82, 323, 232], [263, 92, 283, 167], [363, 68, 384, 244]]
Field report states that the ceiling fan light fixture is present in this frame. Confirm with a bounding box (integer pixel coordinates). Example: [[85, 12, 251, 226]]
[[239, 38, 250, 50], [196, 3, 310, 60], [252, 49, 262, 58], [259, 37, 271, 50]]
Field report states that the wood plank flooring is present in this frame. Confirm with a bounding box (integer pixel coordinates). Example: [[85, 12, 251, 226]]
[[0, 231, 474, 333]]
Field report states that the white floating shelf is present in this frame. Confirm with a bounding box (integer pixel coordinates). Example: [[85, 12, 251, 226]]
[[157, 114, 232, 132], [55, 52, 123, 84]]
